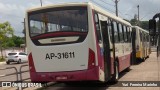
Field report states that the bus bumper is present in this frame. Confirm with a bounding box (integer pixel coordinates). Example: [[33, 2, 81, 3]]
[[30, 66, 99, 82]]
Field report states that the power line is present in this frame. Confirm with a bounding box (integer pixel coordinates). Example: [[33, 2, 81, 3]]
[[98, 0, 114, 6], [91, 0, 115, 13]]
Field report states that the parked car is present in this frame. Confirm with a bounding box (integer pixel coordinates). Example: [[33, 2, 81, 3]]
[[6, 52, 28, 64]]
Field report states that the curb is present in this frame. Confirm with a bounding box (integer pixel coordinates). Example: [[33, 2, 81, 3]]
[[0, 62, 5, 65]]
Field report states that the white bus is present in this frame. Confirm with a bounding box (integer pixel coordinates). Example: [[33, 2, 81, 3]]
[[26, 2, 132, 83], [132, 26, 150, 62]]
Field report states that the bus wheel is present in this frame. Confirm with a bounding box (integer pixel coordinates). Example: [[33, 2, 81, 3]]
[[141, 58, 145, 62], [17, 59, 21, 64], [6, 61, 10, 64], [111, 61, 119, 83]]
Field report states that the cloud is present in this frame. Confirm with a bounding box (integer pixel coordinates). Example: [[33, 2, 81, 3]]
[[0, 2, 29, 36]]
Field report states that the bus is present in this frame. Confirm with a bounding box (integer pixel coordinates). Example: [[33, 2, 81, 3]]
[[132, 26, 150, 62], [26, 2, 132, 83]]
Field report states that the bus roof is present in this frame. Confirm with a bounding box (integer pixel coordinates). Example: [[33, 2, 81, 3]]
[[90, 3, 131, 26], [26, 2, 88, 12], [27, 2, 131, 26]]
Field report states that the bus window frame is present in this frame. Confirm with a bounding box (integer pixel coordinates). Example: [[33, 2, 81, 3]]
[[112, 21, 119, 43]]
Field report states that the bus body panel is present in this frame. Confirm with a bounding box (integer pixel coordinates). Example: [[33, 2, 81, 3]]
[[26, 2, 132, 82], [132, 26, 150, 61], [30, 40, 89, 72]]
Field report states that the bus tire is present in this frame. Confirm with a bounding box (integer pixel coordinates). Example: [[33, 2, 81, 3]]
[[17, 59, 21, 64], [141, 58, 145, 62], [111, 61, 119, 83], [6, 61, 10, 64]]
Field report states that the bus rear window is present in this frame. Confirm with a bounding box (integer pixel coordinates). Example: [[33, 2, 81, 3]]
[[8, 53, 17, 56], [28, 7, 88, 37]]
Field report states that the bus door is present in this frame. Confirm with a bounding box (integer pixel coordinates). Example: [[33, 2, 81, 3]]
[[100, 21, 112, 81]]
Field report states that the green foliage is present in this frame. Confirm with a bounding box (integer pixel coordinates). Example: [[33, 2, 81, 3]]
[[0, 22, 14, 48], [12, 35, 25, 47], [130, 18, 138, 26], [129, 18, 149, 30], [140, 21, 149, 30], [0, 57, 5, 62], [1, 35, 24, 48], [0, 22, 14, 41], [0, 21, 25, 48], [0, 22, 14, 58]]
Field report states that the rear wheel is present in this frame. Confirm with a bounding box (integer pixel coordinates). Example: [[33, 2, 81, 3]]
[[6, 61, 10, 64], [141, 58, 145, 62], [17, 59, 21, 64], [111, 61, 119, 83]]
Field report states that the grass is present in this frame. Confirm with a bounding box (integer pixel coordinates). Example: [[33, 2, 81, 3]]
[[0, 57, 5, 62]]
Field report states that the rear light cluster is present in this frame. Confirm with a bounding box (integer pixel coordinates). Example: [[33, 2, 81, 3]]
[[28, 53, 36, 72], [88, 48, 95, 69]]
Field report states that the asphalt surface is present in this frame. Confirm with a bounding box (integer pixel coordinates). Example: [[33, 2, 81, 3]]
[[0, 51, 160, 90]]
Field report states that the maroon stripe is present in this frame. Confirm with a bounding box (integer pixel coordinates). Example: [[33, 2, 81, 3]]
[[31, 32, 87, 40]]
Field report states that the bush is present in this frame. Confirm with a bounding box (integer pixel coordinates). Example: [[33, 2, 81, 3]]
[[0, 57, 5, 62]]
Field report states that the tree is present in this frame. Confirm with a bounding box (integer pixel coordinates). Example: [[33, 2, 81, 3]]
[[130, 18, 138, 26], [12, 36, 24, 47], [140, 21, 149, 30], [0, 22, 14, 58], [130, 14, 138, 26], [129, 14, 149, 30]]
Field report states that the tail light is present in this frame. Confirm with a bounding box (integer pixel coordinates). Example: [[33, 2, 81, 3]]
[[28, 53, 36, 72], [88, 48, 95, 69]]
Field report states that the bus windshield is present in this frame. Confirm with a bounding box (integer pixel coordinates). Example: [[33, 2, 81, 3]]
[[28, 7, 88, 37]]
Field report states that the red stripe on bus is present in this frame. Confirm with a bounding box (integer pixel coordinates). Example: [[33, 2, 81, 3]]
[[118, 53, 131, 72], [28, 66, 99, 82], [31, 32, 87, 40]]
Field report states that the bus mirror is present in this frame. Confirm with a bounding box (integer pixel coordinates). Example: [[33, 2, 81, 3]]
[[149, 19, 156, 36]]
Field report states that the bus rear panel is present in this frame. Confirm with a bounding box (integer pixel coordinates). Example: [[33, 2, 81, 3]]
[[27, 4, 101, 82]]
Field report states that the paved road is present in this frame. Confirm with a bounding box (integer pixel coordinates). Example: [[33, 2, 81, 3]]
[[0, 62, 29, 82], [1, 52, 160, 90]]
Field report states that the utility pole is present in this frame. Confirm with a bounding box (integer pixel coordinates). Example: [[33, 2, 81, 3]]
[[40, 0, 42, 7], [115, 0, 120, 16], [22, 18, 26, 52], [137, 5, 140, 25]]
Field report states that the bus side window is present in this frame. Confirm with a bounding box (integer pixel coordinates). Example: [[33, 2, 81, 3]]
[[126, 26, 129, 42], [113, 21, 119, 43], [123, 25, 128, 42], [140, 31, 142, 42], [94, 13, 102, 43], [127, 27, 131, 42], [118, 23, 123, 42], [108, 19, 113, 43], [144, 33, 146, 42]]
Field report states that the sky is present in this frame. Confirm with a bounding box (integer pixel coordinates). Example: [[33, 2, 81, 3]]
[[0, 0, 160, 37]]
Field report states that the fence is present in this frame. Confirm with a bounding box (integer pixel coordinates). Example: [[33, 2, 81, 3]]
[[0, 65, 30, 90]]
